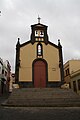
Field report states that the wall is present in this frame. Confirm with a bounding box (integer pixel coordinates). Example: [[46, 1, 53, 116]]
[[19, 42, 60, 82], [19, 43, 36, 82], [71, 71, 80, 95], [64, 60, 80, 90], [43, 43, 60, 81], [69, 60, 80, 74]]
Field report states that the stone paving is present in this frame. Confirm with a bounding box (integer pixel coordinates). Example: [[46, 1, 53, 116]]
[[0, 90, 80, 120], [0, 93, 9, 105], [0, 107, 80, 120]]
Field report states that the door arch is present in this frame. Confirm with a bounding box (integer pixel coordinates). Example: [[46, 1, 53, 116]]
[[32, 59, 48, 88]]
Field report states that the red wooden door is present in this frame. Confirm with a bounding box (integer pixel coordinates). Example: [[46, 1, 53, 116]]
[[33, 60, 46, 88]]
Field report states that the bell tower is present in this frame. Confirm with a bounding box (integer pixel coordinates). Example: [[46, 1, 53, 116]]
[[31, 17, 48, 44]]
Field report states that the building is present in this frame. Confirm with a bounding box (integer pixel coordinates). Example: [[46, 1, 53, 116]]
[[5, 60, 11, 92], [0, 59, 11, 94], [11, 73, 15, 83], [64, 60, 80, 94], [9, 73, 15, 92], [15, 18, 64, 88], [0, 58, 3, 94], [0, 58, 3, 78], [70, 69, 80, 95]]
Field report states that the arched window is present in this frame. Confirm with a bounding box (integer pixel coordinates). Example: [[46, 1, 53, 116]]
[[37, 43, 43, 56]]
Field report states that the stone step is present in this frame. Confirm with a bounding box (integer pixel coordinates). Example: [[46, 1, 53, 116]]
[[9, 88, 79, 98], [2, 88, 80, 107]]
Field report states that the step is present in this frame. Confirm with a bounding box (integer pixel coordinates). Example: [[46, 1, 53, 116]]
[[2, 88, 80, 107]]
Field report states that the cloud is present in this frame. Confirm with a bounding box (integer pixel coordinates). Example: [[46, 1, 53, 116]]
[[0, 0, 80, 72]]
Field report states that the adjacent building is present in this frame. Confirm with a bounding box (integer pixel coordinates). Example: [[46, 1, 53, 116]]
[[70, 69, 80, 95], [9, 73, 15, 92], [0, 58, 11, 94], [0, 58, 3, 94], [64, 60, 80, 94], [15, 19, 64, 88]]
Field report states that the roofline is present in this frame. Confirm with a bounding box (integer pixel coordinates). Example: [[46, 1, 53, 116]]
[[20, 40, 59, 49], [64, 59, 80, 66], [70, 69, 80, 77], [48, 41, 59, 49], [31, 23, 48, 28], [20, 41, 31, 47]]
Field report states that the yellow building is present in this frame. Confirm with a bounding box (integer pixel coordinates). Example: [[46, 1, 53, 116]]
[[70, 69, 80, 95], [64, 60, 80, 94], [15, 19, 64, 88]]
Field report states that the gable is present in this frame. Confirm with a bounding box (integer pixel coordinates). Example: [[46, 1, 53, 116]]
[[20, 41, 59, 68], [20, 40, 59, 49]]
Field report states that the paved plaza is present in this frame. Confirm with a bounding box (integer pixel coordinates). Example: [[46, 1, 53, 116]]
[[0, 107, 80, 120]]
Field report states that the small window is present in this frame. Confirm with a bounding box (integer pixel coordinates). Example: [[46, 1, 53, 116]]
[[36, 31, 38, 34], [38, 45, 41, 55], [35, 30, 38, 36], [35, 30, 44, 37], [37, 43, 43, 56], [65, 70, 67, 76], [40, 31, 44, 37], [73, 81, 77, 92], [78, 79, 80, 90], [65, 68, 69, 76], [67, 68, 69, 74]]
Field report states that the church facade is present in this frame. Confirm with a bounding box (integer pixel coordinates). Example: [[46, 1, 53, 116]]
[[15, 19, 64, 88]]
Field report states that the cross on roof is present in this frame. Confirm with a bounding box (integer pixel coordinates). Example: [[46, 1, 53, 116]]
[[38, 15, 41, 24]]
